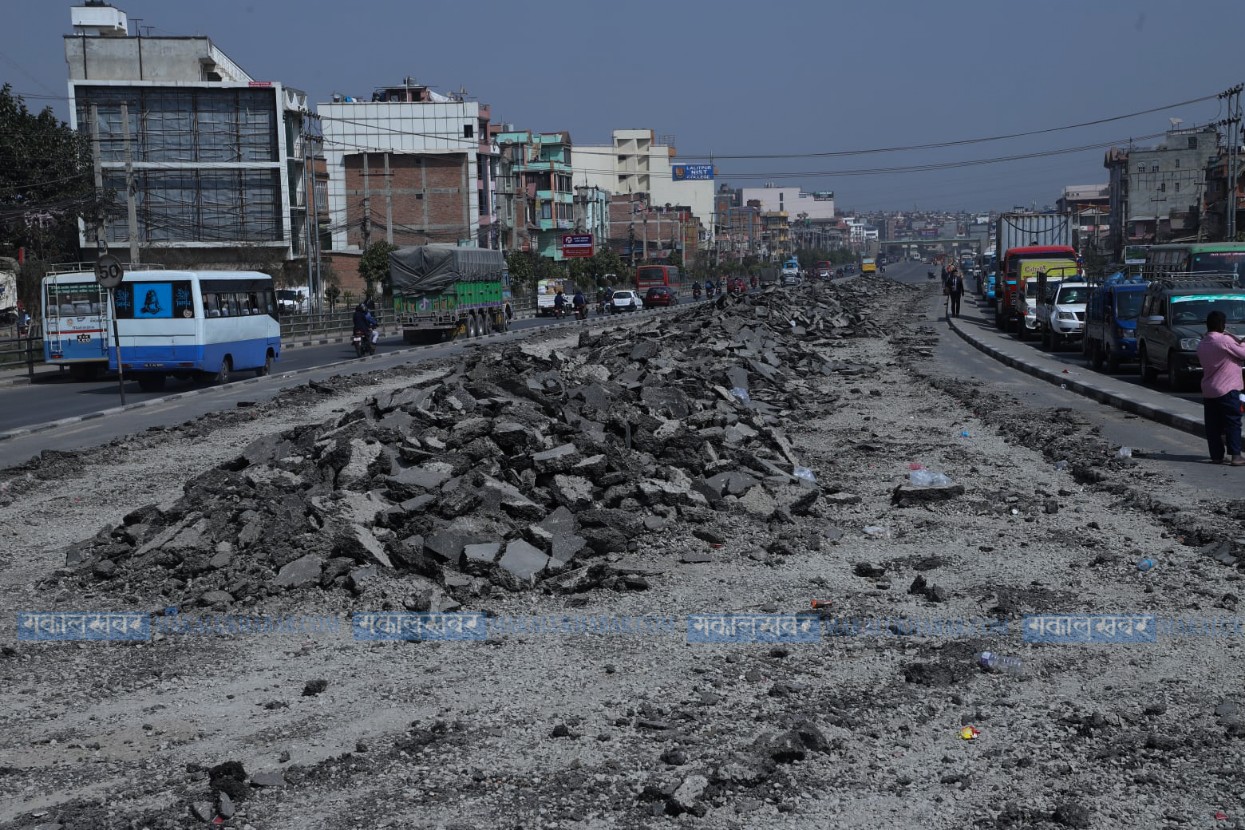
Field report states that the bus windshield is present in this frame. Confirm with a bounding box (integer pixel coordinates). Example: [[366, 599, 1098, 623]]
[[1191, 251, 1245, 277]]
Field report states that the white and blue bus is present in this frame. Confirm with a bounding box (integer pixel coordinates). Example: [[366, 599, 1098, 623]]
[[109, 270, 281, 391], [42, 270, 111, 379]]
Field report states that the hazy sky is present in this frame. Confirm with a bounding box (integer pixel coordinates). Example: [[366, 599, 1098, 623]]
[[5, 0, 1242, 213]]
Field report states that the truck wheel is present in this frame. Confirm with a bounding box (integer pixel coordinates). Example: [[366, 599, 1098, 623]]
[[1139, 346, 1158, 384], [1090, 341, 1104, 371], [1105, 350, 1120, 374]]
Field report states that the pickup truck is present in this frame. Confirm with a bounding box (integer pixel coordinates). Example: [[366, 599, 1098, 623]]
[[1038, 279, 1090, 351], [1083, 276, 1147, 373]]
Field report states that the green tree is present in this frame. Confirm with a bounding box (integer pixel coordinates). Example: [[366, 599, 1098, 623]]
[[506, 250, 537, 293], [359, 241, 397, 297], [0, 84, 114, 304]]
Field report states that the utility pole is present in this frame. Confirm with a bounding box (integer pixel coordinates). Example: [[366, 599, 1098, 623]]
[[1225, 84, 1244, 241], [361, 153, 371, 250], [89, 104, 106, 256], [383, 151, 394, 245], [303, 123, 315, 311], [642, 208, 648, 263], [120, 103, 139, 263]]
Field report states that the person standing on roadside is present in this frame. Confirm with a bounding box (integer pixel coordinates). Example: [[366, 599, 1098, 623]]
[[1196, 310, 1245, 466], [946, 266, 965, 318]]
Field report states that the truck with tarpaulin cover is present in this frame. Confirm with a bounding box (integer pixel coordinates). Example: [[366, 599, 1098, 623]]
[[389, 245, 511, 343]]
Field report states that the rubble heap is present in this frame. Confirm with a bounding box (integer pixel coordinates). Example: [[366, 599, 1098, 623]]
[[61, 280, 914, 606]]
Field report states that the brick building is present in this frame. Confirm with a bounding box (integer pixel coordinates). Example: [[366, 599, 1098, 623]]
[[318, 79, 499, 293]]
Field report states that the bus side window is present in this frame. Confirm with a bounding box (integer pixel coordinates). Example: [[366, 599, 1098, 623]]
[[248, 292, 260, 314]]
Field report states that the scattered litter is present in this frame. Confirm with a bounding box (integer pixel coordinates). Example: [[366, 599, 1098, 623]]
[[863, 526, 890, 539], [1010, 508, 1020, 515], [730, 387, 750, 403], [1216, 811, 1229, 821], [1060, 383, 1067, 390], [909, 469, 951, 487], [978, 652, 1024, 675], [810, 599, 831, 609], [1116, 447, 1132, 459], [1054, 460, 1069, 471], [1061, 369, 1070, 374], [959, 430, 971, 438], [908, 462, 925, 471], [959, 726, 980, 741], [793, 466, 816, 485], [1137, 558, 1155, 572]]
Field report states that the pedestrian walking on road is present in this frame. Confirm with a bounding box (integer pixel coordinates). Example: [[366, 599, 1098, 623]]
[[1196, 310, 1245, 466], [946, 267, 965, 318]]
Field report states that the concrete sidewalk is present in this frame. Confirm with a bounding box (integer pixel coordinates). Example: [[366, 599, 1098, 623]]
[[945, 292, 1205, 438]]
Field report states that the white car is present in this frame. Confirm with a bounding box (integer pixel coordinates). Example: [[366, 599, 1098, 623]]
[[1040, 281, 1090, 351], [610, 290, 643, 313]]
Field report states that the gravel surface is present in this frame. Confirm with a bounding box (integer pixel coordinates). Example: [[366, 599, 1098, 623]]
[[3, 279, 1245, 830]]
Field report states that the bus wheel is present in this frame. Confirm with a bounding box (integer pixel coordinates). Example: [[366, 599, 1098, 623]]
[[137, 374, 166, 392], [255, 351, 274, 377], [69, 364, 101, 381], [214, 357, 232, 385]]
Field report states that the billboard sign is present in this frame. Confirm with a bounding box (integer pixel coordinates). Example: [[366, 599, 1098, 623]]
[[561, 233, 594, 258], [672, 164, 715, 181]]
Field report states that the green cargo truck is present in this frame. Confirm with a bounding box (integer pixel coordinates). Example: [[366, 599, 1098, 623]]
[[389, 245, 512, 344]]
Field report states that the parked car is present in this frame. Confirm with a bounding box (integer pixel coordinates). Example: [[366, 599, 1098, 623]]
[[611, 289, 643, 313], [1137, 275, 1245, 391], [644, 286, 678, 307]]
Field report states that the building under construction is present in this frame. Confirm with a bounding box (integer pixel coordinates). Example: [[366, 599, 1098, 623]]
[[64, 1, 316, 280]]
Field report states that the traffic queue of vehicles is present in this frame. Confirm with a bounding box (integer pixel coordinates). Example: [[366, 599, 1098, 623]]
[[978, 235, 1245, 391]]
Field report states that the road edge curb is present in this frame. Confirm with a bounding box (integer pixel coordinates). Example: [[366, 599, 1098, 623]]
[[946, 307, 1205, 440]]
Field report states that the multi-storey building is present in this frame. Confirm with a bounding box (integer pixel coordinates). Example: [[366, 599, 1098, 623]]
[[1057, 184, 1111, 255], [318, 79, 499, 270], [65, 2, 311, 279], [494, 130, 576, 260], [572, 129, 713, 249], [738, 185, 836, 222], [1104, 125, 1220, 256]]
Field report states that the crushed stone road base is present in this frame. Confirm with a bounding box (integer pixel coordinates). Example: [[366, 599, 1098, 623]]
[[1, 279, 1244, 830]]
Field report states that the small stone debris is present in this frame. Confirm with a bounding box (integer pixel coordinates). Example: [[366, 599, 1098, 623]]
[[301, 679, 328, 697], [249, 771, 287, 788]]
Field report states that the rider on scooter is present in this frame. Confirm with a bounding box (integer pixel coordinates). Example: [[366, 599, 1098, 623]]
[[352, 303, 377, 350]]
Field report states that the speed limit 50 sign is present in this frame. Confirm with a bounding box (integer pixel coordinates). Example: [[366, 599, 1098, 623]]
[[95, 254, 124, 289]]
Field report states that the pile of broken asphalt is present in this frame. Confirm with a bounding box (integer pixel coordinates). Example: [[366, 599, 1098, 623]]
[[54, 280, 913, 610]]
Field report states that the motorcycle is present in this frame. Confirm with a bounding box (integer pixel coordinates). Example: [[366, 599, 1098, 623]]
[[692, 285, 702, 300], [352, 328, 376, 357]]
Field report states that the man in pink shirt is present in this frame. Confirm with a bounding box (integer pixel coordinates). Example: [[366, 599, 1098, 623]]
[[1196, 310, 1245, 465]]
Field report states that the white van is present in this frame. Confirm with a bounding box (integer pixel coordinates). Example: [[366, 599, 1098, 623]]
[[276, 287, 309, 314]]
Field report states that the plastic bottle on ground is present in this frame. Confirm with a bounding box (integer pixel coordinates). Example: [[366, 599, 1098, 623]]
[[978, 651, 1024, 675]]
